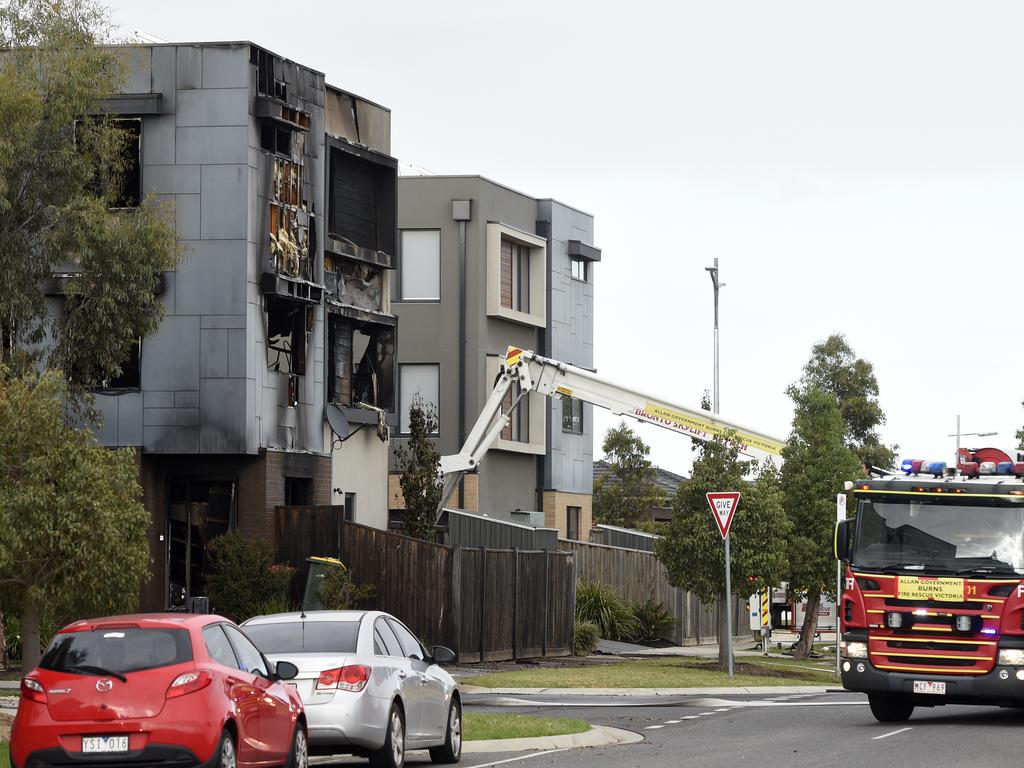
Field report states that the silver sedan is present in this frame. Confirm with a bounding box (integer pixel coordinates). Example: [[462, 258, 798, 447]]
[[242, 610, 461, 768]]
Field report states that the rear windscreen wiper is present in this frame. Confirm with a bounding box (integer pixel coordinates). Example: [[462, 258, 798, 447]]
[[63, 664, 128, 682]]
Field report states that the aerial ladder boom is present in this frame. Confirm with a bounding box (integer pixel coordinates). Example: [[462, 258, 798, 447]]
[[437, 347, 786, 518]]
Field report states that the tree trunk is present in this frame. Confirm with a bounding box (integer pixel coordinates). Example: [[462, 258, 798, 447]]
[[793, 589, 821, 660], [22, 596, 42, 671], [0, 607, 6, 671], [717, 586, 730, 669]]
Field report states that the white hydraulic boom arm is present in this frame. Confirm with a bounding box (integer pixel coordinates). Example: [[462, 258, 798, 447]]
[[437, 347, 786, 518]]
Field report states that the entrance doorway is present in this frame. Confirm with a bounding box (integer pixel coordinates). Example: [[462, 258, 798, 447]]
[[166, 479, 236, 609]]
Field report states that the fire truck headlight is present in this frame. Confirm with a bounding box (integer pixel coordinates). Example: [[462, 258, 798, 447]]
[[842, 641, 868, 659], [997, 649, 1024, 666]]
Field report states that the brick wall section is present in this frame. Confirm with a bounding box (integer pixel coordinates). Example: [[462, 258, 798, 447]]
[[263, 449, 332, 540], [388, 472, 478, 512], [541, 490, 593, 540], [500, 239, 512, 308]]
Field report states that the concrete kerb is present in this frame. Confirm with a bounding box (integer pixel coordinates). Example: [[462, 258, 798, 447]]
[[462, 724, 642, 754], [462, 684, 833, 696]]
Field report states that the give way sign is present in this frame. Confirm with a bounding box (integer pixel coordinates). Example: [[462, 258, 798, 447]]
[[706, 492, 741, 539]]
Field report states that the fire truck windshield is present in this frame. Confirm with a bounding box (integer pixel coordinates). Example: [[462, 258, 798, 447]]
[[853, 495, 1024, 575]]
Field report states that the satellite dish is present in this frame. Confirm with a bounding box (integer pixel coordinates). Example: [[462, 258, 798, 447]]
[[325, 404, 350, 440]]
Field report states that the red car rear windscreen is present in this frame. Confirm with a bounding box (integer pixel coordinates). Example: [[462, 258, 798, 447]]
[[40, 628, 193, 675]]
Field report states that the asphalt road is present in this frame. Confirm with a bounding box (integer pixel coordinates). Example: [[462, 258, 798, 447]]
[[446, 691, 1024, 768]]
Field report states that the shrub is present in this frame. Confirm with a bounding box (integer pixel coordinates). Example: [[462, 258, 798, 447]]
[[317, 564, 376, 610], [630, 599, 674, 644], [206, 532, 295, 622], [574, 580, 638, 642], [573, 620, 599, 656]]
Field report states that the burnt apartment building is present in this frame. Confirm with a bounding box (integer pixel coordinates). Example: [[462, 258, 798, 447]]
[[390, 176, 600, 539], [84, 42, 398, 610]]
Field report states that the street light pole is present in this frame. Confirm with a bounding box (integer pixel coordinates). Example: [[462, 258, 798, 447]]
[[706, 259, 732, 677], [947, 415, 997, 465]]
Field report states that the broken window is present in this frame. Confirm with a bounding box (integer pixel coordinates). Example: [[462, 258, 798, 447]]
[[267, 302, 307, 376], [328, 259, 383, 310], [327, 316, 395, 411], [269, 158, 310, 280], [500, 239, 530, 313], [284, 476, 312, 505], [328, 147, 397, 257], [571, 256, 587, 282], [561, 395, 583, 434], [260, 124, 292, 155]]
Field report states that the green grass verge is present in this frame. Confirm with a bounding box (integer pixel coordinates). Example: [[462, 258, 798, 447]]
[[463, 712, 589, 741], [462, 656, 834, 689], [1, 741, 9, 768], [0, 691, 18, 698]]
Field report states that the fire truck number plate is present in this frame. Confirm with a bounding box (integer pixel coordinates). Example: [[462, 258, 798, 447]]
[[913, 680, 946, 695], [897, 576, 965, 602]]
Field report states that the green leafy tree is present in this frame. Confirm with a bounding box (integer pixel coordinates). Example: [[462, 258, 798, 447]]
[[394, 395, 442, 540], [1016, 400, 1023, 449], [782, 387, 861, 659], [0, 369, 151, 669], [205, 532, 295, 622], [787, 334, 895, 471], [0, 0, 181, 385], [593, 422, 663, 528], [317, 564, 375, 611], [656, 438, 790, 667]]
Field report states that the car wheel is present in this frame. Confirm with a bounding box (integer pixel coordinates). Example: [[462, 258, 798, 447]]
[[370, 703, 405, 768], [285, 723, 308, 768], [429, 699, 462, 764], [213, 730, 237, 768], [868, 692, 915, 722]]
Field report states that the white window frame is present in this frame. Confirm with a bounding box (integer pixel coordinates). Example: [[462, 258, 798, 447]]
[[398, 229, 441, 301], [486, 354, 545, 455], [486, 222, 546, 328], [570, 256, 587, 282]]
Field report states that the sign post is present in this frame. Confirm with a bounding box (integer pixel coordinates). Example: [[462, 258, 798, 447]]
[[707, 492, 741, 678], [836, 492, 847, 676]]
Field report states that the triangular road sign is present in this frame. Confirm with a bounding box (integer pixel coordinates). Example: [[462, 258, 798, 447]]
[[706, 491, 741, 539]]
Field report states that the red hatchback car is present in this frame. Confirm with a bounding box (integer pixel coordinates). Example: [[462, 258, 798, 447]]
[[11, 613, 307, 768]]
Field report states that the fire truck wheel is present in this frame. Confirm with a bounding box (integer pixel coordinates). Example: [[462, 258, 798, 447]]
[[867, 693, 915, 722]]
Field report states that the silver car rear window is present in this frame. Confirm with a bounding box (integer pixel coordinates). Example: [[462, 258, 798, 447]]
[[244, 621, 359, 654]]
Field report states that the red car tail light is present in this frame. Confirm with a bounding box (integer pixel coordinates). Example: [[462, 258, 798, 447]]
[[21, 677, 45, 704], [317, 665, 370, 692], [166, 670, 212, 699]]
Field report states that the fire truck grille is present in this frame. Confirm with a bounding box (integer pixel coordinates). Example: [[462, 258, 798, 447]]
[[885, 640, 983, 652], [885, 598, 976, 610]]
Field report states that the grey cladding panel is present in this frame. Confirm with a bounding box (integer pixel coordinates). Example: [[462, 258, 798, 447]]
[[117, 393, 144, 447], [176, 88, 249, 127], [173, 240, 246, 316], [141, 315, 199, 391], [200, 165, 247, 239], [176, 46, 203, 89], [143, 115, 175, 165], [144, 165, 200, 195], [175, 127, 248, 165], [200, 378, 247, 453], [202, 45, 249, 88], [200, 328, 228, 378]]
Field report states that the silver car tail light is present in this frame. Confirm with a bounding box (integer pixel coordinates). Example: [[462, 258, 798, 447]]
[[317, 665, 371, 692]]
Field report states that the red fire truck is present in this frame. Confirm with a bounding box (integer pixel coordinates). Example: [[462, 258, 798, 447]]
[[836, 450, 1024, 722]]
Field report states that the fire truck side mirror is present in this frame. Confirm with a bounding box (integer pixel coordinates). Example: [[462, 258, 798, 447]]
[[834, 520, 851, 561]]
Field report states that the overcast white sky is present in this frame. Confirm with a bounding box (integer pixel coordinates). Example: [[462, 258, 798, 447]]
[[110, 0, 1024, 476]]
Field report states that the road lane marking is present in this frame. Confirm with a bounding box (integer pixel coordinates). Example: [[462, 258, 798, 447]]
[[470, 749, 569, 768], [699, 711, 716, 715], [664, 720, 682, 724], [680, 716, 701, 719], [714, 708, 730, 712], [644, 725, 664, 730], [872, 727, 912, 741]]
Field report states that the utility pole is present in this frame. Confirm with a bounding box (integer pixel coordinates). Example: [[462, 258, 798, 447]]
[[947, 415, 996, 465], [706, 258, 733, 677]]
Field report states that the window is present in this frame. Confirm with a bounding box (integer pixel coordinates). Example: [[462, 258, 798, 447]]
[[79, 118, 141, 209], [203, 625, 239, 669], [267, 303, 308, 376], [400, 230, 440, 301], [501, 383, 529, 443], [285, 477, 311, 505], [327, 317, 396, 411], [501, 239, 531, 312], [374, 618, 403, 657], [344, 492, 356, 522], [222, 625, 268, 678], [567, 506, 581, 541], [486, 223, 546, 328], [561, 395, 583, 434], [399, 364, 439, 435], [571, 257, 587, 282], [41, 628, 192, 675], [387, 619, 425, 661], [243, 621, 359, 654]]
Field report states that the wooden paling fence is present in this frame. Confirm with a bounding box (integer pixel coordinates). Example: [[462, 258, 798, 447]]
[[559, 538, 745, 645], [274, 507, 574, 662]]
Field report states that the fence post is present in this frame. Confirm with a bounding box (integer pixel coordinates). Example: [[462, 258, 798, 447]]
[[479, 547, 487, 663], [542, 552, 549, 658], [451, 548, 462, 662], [512, 548, 520, 661]]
